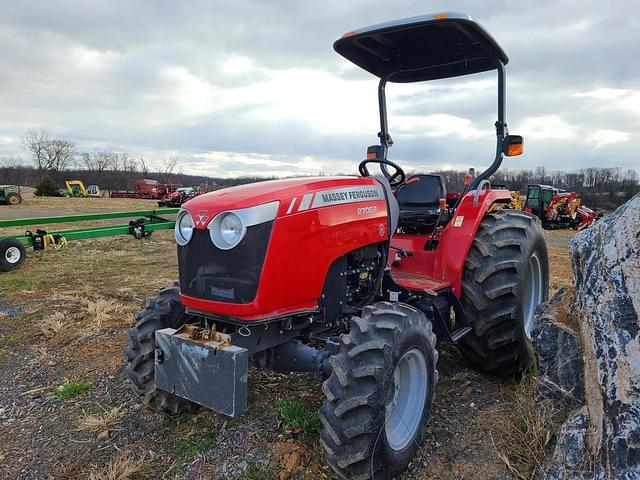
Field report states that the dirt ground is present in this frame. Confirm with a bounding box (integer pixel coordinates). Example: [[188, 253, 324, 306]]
[[0, 197, 574, 480]]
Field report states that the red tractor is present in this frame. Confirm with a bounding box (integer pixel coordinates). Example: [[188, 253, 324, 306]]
[[524, 184, 597, 230], [126, 13, 548, 479], [157, 186, 203, 207]]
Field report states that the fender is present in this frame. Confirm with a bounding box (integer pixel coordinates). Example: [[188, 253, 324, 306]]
[[433, 188, 512, 296]]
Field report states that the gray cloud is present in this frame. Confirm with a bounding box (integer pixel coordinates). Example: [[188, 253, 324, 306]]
[[0, 1, 638, 177]]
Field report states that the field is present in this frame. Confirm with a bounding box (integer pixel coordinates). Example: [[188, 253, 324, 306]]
[[0, 197, 574, 480]]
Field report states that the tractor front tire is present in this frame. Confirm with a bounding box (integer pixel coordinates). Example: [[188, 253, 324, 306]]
[[320, 302, 437, 480], [124, 283, 198, 415], [459, 209, 549, 377]]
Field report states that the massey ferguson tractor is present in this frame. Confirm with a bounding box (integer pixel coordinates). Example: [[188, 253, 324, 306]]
[[524, 184, 597, 230], [126, 13, 549, 479]]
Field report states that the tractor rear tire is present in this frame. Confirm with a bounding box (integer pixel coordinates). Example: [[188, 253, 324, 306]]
[[320, 302, 437, 480], [124, 283, 199, 415], [7, 193, 22, 205], [459, 209, 549, 377], [0, 238, 26, 272]]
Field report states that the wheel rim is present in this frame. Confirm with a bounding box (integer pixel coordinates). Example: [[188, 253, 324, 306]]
[[384, 347, 428, 451], [5, 246, 21, 264], [523, 253, 543, 338]]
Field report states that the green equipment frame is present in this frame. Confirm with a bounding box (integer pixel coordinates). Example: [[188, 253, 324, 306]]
[[0, 208, 178, 271]]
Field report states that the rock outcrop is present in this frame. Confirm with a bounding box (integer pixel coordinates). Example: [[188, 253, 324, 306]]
[[533, 194, 640, 479]]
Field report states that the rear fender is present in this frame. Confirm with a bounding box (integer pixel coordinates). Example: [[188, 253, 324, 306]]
[[433, 188, 513, 296]]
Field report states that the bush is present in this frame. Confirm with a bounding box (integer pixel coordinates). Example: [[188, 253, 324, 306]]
[[35, 176, 59, 196]]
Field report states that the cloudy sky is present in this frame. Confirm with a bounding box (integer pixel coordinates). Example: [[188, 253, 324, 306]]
[[0, 1, 638, 178]]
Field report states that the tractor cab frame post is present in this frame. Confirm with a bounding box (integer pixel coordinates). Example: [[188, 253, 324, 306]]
[[375, 61, 508, 191]]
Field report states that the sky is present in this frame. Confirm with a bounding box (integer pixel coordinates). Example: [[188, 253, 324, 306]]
[[0, 0, 638, 178]]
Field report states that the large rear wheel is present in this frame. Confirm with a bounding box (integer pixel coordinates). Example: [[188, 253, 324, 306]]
[[459, 209, 549, 377], [124, 283, 198, 415], [320, 302, 437, 480], [7, 193, 22, 205]]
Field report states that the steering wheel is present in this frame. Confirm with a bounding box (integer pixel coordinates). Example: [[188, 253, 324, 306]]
[[358, 158, 406, 187]]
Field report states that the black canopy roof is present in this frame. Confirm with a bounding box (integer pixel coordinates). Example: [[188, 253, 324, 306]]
[[334, 12, 508, 83]]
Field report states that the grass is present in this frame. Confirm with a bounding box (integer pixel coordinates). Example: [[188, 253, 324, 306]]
[[176, 435, 216, 459], [39, 311, 66, 338], [78, 406, 124, 433], [276, 397, 322, 433], [84, 297, 126, 328], [88, 453, 145, 480], [493, 376, 560, 479], [243, 460, 275, 480], [0, 274, 35, 290], [55, 380, 92, 400]]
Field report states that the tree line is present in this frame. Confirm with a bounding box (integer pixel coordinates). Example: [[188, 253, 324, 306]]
[[0, 129, 266, 191], [433, 166, 639, 210], [0, 129, 638, 210]]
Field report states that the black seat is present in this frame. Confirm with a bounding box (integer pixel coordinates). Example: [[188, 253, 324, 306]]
[[394, 174, 447, 234], [396, 174, 446, 217]]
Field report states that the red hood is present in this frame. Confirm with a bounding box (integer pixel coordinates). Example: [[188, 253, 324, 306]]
[[182, 176, 384, 229]]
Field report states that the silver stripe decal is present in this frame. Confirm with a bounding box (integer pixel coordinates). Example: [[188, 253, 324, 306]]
[[298, 193, 313, 211], [310, 185, 385, 208], [286, 197, 297, 214]]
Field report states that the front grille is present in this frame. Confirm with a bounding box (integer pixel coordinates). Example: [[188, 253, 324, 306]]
[[178, 222, 273, 303]]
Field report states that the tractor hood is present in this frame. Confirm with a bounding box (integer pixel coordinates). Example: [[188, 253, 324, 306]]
[[182, 176, 386, 229]]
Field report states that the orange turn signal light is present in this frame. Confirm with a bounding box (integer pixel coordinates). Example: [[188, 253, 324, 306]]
[[434, 13, 449, 20], [439, 198, 447, 209], [463, 173, 472, 186], [367, 152, 377, 159], [504, 135, 524, 157]]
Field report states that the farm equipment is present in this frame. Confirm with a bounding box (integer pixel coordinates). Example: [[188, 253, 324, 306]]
[[110, 179, 178, 200], [0, 185, 22, 205], [59, 180, 101, 198], [0, 208, 178, 272], [125, 13, 548, 479], [524, 184, 597, 230], [157, 186, 203, 207]]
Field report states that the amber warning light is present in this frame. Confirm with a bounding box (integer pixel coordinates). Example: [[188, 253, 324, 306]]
[[504, 135, 524, 156]]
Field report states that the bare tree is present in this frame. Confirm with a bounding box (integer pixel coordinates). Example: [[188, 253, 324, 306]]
[[23, 129, 51, 176], [44, 138, 76, 181], [138, 157, 150, 176], [81, 151, 113, 174], [158, 156, 179, 177], [23, 129, 76, 181], [118, 153, 138, 174]]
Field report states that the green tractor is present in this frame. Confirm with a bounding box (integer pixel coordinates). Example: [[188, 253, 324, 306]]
[[0, 185, 23, 205]]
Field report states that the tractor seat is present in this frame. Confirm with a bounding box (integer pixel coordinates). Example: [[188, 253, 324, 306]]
[[395, 174, 446, 221]]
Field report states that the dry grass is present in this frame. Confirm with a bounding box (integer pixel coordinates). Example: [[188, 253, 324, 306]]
[[39, 311, 66, 338], [493, 377, 560, 479], [78, 407, 125, 433], [84, 298, 126, 327], [88, 453, 146, 480]]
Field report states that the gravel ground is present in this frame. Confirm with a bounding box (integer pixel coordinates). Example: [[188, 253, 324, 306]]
[[0, 197, 574, 479]]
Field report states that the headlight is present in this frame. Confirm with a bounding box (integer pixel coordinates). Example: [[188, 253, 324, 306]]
[[218, 212, 245, 249], [209, 201, 279, 250], [175, 210, 195, 246]]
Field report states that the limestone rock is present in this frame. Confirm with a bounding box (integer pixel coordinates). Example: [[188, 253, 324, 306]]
[[536, 193, 640, 479], [538, 407, 590, 479], [531, 287, 584, 410]]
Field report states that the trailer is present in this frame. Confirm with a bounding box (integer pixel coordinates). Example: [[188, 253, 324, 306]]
[[0, 208, 178, 272]]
